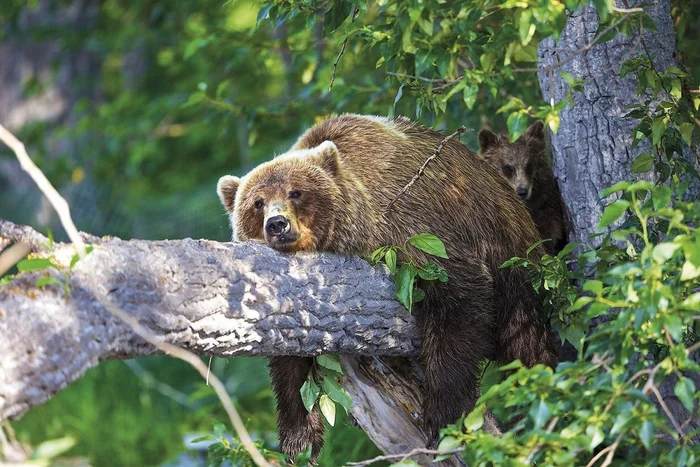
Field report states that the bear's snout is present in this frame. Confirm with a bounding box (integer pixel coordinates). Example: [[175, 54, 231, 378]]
[[516, 186, 529, 200], [265, 215, 291, 237]]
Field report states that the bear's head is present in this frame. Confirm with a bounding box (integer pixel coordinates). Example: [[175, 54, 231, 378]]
[[217, 141, 342, 252], [478, 120, 546, 201]]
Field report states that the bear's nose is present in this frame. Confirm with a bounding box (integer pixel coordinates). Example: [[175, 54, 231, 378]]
[[516, 187, 528, 199], [265, 215, 290, 237]]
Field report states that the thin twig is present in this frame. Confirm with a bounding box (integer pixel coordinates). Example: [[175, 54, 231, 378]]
[[345, 447, 464, 467], [525, 416, 560, 464], [646, 381, 686, 438], [386, 126, 467, 211], [329, 7, 360, 92], [514, 12, 637, 74], [585, 430, 625, 467], [0, 124, 87, 258], [0, 126, 270, 466]]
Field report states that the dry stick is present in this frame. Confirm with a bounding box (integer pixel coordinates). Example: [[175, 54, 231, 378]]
[[328, 7, 360, 92], [0, 126, 271, 467], [0, 242, 31, 277], [512, 12, 636, 74], [0, 124, 87, 258], [345, 447, 464, 467], [386, 126, 467, 211], [585, 430, 625, 467]]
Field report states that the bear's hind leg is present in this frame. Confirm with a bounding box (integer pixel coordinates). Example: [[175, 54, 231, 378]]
[[268, 356, 325, 462], [417, 271, 495, 444]]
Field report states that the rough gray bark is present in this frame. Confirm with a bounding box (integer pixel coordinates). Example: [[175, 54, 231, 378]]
[[0, 219, 419, 420], [537, 0, 699, 443], [538, 0, 698, 245]]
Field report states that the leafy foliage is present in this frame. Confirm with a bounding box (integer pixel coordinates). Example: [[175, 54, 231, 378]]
[[368, 233, 448, 312]]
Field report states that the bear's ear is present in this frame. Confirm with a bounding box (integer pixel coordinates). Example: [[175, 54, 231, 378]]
[[522, 120, 545, 141], [217, 175, 240, 213], [478, 129, 499, 152], [308, 140, 341, 176]]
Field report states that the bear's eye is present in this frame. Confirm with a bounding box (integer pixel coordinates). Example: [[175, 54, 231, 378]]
[[254, 199, 265, 209], [289, 190, 302, 199], [502, 165, 514, 178]]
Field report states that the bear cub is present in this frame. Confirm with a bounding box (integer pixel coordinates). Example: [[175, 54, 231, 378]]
[[217, 114, 558, 462], [478, 121, 567, 254]]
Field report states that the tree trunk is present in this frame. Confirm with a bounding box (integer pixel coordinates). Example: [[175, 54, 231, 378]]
[[538, 0, 699, 443]]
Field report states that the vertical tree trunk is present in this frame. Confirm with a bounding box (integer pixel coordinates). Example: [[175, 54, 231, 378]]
[[537, 0, 699, 441], [538, 0, 698, 245]]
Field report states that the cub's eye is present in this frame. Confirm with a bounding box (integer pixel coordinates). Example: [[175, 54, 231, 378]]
[[502, 165, 514, 178], [289, 190, 302, 199], [254, 199, 265, 209]]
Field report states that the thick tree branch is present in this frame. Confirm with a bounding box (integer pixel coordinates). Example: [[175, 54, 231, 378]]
[[0, 218, 419, 423]]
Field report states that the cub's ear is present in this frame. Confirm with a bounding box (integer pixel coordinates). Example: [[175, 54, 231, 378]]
[[217, 175, 240, 213], [522, 120, 545, 141], [309, 140, 341, 176], [478, 129, 499, 152]]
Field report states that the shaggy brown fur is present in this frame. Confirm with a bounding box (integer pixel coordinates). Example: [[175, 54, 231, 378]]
[[217, 114, 558, 461], [478, 121, 567, 254]]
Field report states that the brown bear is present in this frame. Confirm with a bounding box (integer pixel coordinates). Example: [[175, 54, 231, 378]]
[[217, 114, 558, 461], [478, 121, 567, 254]]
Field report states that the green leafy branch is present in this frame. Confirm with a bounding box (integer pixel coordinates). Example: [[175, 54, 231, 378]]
[[368, 232, 448, 313], [193, 422, 287, 467], [300, 355, 353, 429], [4, 229, 94, 297]]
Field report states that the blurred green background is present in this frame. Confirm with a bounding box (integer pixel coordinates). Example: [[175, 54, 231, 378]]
[[1, 0, 698, 465]]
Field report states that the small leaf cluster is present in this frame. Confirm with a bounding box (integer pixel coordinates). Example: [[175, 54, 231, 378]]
[[623, 56, 699, 186], [1, 229, 93, 297], [193, 422, 287, 467], [300, 355, 353, 429], [368, 232, 448, 312], [435, 179, 700, 465]]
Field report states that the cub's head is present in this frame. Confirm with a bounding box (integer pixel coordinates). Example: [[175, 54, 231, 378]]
[[217, 141, 341, 253], [478, 120, 546, 201]]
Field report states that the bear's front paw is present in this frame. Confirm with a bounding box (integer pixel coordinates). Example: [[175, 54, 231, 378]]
[[278, 409, 325, 464]]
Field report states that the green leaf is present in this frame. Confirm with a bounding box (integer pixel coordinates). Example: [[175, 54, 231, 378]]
[[395, 263, 419, 312], [407, 233, 448, 258], [681, 261, 700, 281], [651, 243, 679, 264], [32, 437, 76, 460], [583, 280, 603, 296], [389, 461, 420, 467], [675, 377, 697, 412], [324, 0, 352, 34], [316, 355, 343, 374], [319, 394, 336, 426], [35, 276, 64, 288], [680, 122, 695, 146], [529, 399, 550, 429], [300, 377, 321, 413], [435, 436, 461, 461], [322, 376, 353, 410], [385, 249, 397, 274], [639, 420, 654, 449], [46, 228, 54, 249], [17, 257, 55, 272], [499, 360, 522, 371], [507, 112, 528, 141], [652, 186, 672, 210], [393, 83, 404, 107], [464, 404, 485, 432], [370, 246, 389, 264], [557, 242, 580, 258], [598, 199, 630, 229], [631, 153, 654, 173], [651, 118, 666, 146], [212, 422, 226, 439], [602, 181, 631, 197]]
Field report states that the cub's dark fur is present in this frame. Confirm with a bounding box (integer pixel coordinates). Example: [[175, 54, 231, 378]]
[[479, 121, 567, 254]]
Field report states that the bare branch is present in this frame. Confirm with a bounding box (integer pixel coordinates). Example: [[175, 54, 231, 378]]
[[386, 127, 467, 212], [0, 124, 87, 258], [345, 447, 464, 467], [328, 7, 360, 92]]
